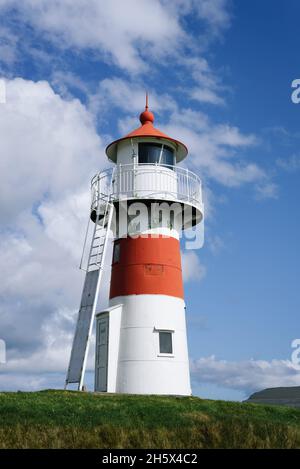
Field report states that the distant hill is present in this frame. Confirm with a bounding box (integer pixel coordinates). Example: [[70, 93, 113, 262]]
[[0, 390, 300, 448], [246, 386, 300, 408]]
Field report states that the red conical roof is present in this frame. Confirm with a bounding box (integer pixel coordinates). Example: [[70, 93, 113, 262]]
[[105, 95, 188, 162]]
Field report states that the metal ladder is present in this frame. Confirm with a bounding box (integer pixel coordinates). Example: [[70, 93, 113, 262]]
[[65, 199, 114, 391]]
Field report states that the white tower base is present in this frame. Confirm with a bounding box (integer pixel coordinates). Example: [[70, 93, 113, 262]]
[[95, 294, 191, 396]]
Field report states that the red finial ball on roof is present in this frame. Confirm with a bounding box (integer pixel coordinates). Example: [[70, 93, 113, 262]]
[[139, 92, 154, 125], [139, 109, 154, 125], [105, 89, 188, 162]]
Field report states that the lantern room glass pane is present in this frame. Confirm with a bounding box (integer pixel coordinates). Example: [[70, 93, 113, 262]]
[[159, 331, 173, 354], [138, 143, 174, 168]]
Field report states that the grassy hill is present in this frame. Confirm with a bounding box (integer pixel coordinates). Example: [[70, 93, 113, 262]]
[[0, 390, 300, 448], [247, 386, 300, 407]]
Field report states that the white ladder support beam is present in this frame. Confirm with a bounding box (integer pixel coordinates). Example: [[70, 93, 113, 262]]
[[65, 269, 100, 387]]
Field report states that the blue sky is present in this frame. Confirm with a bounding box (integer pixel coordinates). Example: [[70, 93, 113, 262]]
[[0, 0, 299, 400]]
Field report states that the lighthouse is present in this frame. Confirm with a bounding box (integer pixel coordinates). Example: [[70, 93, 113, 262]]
[[65, 96, 203, 395]]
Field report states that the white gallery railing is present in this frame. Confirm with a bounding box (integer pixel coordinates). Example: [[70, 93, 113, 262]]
[[91, 163, 202, 212]]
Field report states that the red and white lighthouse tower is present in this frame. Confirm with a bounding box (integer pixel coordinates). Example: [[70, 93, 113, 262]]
[[66, 97, 203, 395]]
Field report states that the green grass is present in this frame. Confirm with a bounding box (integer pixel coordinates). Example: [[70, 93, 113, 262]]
[[0, 390, 300, 448]]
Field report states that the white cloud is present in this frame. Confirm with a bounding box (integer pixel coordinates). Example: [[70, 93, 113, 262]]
[[89, 77, 177, 122], [38, 191, 90, 260], [0, 26, 18, 67], [183, 56, 226, 106], [0, 77, 111, 389], [0, 0, 184, 73], [165, 0, 231, 34], [0, 78, 105, 223], [191, 355, 300, 397], [51, 71, 91, 100], [194, 0, 231, 32], [182, 251, 206, 282], [1, 304, 98, 376], [190, 87, 225, 106], [0, 373, 62, 391], [207, 234, 224, 255], [163, 112, 266, 189], [0, 1, 231, 105], [3, 307, 76, 374], [277, 154, 300, 172], [255, 181, 278, 200]]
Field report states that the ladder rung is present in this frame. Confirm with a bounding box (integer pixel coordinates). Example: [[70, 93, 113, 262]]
[[91, 247, 104, 252]]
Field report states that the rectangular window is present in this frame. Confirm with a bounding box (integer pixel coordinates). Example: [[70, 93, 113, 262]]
[[113, 242, 120, 263], [159, 331, 173, 354]]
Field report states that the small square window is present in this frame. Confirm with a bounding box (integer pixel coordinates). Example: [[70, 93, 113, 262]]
[[113, 243, 120, 263], [159, 331, 173, 354]]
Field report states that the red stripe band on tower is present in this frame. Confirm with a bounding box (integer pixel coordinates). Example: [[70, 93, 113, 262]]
[[109, 236, 184, 299]]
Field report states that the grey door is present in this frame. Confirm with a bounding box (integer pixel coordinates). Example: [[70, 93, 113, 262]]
[[95, 314, 109, 392]]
